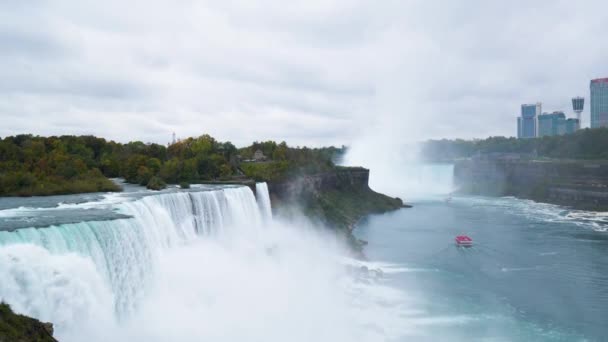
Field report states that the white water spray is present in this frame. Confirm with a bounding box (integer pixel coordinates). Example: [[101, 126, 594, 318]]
[[343, 141, 454, 199], [0, 184, 412, 341]]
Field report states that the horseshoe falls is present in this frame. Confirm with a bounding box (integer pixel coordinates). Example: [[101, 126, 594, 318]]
[[0, 184, 410, 341]]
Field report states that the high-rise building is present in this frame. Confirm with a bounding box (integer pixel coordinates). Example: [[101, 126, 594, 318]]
[[564, 118, 580, 135], [517, 103, 541, 138], [538, 111, 566, 137], [590, 78, 608, 128]]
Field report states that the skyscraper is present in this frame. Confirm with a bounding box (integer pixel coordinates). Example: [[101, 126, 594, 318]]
[[517, 103, 541, 138], [564, 118, 580, 135], [590, 78, 608, 128]]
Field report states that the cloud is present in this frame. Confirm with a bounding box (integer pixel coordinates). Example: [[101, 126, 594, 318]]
[[0, 0, 607, 146]]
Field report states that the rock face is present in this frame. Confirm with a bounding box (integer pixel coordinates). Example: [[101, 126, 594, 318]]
[[267, 167, 406, 254], [0, 303, 57, 342], [454, 159, 608, 210], [267, 167, 373, 200]]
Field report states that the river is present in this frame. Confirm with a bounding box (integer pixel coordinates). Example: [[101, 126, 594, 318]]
[[0, 169, 607, 341], [356, 164, 608, 341]]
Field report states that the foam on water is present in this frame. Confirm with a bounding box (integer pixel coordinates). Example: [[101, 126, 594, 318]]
[[458, 196, 608, 233]]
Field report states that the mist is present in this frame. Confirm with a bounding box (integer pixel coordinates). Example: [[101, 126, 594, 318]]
[[0, 186, 427, 341]]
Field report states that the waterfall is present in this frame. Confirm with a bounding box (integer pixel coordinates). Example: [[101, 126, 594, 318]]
[[256, 182, 272, 221], [0, 185, 267, 320], [365, 163, 455, 199], [0, 182, 410, 341]]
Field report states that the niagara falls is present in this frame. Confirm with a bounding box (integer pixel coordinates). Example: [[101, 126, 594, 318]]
[[2, 1, 608, 341]]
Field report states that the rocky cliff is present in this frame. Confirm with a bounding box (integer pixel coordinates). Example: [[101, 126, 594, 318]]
[[0, 303, 56, 342], [454, 159, 608, 210], [268, 167, 407, 254]]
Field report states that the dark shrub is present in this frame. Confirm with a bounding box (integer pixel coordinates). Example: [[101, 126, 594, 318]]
[[147, 176, 166, 191]]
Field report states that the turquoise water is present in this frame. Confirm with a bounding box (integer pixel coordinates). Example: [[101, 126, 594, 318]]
[[356, 195, 608, 341]]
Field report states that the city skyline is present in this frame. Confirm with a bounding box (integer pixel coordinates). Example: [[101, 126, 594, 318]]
[[514, 76, 608, 139]]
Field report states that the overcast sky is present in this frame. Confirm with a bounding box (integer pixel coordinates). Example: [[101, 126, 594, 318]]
[[1, 0, 607, 147]]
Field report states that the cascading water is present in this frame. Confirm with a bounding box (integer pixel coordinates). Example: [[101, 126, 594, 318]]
[[0, 187, 263, 321], [256, 182, 272, 221], [342, 141, 455, 200], [388, 163, 455, 198], [0, 183, 410, 341], [362, 162, 455, 200]]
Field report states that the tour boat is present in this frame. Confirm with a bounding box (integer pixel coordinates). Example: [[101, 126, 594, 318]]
[[455, 235, 473, 247]]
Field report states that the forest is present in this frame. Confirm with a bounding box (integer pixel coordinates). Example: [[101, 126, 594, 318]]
[[0, 134, 345, 196], [421, 128, 608, 162]]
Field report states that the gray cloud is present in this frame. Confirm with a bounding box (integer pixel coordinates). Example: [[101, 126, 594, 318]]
[[0, 0, 606, 147]]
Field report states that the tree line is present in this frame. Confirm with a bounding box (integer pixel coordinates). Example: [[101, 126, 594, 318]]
[[0, 134, 345, 196], [421, 128, 608, 162]]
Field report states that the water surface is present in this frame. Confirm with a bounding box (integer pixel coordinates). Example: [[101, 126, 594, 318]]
[[356, 195, 608, 341]]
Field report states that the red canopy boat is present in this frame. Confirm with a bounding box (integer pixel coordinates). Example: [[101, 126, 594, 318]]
[[455, 235, 473, 247]]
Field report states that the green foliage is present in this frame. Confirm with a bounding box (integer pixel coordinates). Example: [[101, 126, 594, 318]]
[[159, 158, 181, 183], [0, 133, 344, 196], [180, 182, 190, 189], [422, 128, 608, 161], [240, 161, 291, 181], [308, 188, 403, 230], [0, 134, 239, 196], [146, 176, 167, 191], [136, 166, 153, 186], [0, 302, 57, 341], [238, 142, 343, 181]]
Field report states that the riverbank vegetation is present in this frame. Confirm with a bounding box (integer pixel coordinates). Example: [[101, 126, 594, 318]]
[[0, 134, 345, 196], [238, 141, 344, 181], [422, 127, 608, 162]]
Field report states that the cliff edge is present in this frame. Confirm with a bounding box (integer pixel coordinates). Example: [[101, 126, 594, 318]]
[[268, 166, 408, 253], [0, 303, 56, 342]]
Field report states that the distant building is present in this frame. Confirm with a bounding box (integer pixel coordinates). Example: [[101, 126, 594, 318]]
[[253, 149, 266, 161], [572, 97, 584, 125], [564, 118, 580, 135], [517, 103, 542, 138], [590, 78, 608, 128], [538, 111, 566, 137]]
